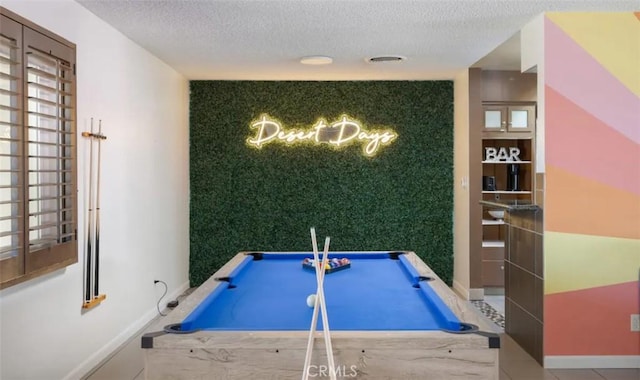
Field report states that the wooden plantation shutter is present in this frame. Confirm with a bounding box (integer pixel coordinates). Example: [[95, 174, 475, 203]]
[[0, 8, 78, 289], [24, 26, 77, 273], [0, 14, 25, 284]]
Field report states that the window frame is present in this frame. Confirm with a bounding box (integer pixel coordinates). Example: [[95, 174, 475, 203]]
[[0, 7, 78, 290]]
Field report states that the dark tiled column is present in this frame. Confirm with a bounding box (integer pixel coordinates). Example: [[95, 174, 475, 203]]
[[505, 208, 544, 364]]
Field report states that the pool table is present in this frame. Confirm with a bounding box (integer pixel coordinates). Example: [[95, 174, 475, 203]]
[[142, 251, 500, 379]]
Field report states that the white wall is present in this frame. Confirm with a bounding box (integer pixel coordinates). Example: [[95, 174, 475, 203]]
[[452, 69, 471, 298], [0, 1, 190, 379], [521, 14, 545, 173]]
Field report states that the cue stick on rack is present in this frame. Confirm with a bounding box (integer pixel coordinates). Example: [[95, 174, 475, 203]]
[[81, 120, 107, 310], [84, 118, 94, 303], [93, 120, 102, 298], [302, 229, 336, 380]]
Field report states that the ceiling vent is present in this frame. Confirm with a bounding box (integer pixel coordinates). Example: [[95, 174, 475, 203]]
[[367, 55, 406, 63], [300, 56, 333, 65]]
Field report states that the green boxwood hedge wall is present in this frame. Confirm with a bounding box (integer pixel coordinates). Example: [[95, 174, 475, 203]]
[[189, 81, 454, 286]]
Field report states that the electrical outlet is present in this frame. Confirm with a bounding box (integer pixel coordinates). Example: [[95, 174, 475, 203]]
[[631, 314, 640, 332]]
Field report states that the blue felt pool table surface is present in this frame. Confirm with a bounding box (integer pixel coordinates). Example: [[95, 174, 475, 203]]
[[181, 252, 461, 332]]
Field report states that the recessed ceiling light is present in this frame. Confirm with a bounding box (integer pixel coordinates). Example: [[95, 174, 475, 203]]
[[366, 55, 406, 63], [300, 56, 333, 65]]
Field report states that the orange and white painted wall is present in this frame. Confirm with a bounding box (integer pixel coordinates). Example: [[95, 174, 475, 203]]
[[524, 12, 639, 368]]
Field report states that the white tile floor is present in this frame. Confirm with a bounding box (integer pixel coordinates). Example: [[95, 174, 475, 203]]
[[84, 298, 639, 380], [484, 295, 506, 315]]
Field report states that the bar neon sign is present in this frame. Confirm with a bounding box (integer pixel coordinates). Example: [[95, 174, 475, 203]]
[[246, 114, 397, 156]]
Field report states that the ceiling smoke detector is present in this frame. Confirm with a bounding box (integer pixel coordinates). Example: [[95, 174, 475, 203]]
[[366, 55, 406, 63]]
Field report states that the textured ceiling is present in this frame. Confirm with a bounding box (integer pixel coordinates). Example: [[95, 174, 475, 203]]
[[77, 0, 639, 80]]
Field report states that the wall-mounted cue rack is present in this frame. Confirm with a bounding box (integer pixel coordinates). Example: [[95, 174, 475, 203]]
[[82, 119, 107, 310]]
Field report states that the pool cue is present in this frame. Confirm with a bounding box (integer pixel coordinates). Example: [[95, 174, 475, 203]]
[[302, 230, 336, 380], [84, 118, 95, 303], [302, 229, 322, 379], [303, 232, 331, 379], [302, 230, 324, 379], [316, 237, 336, 380], [93, 120, 102, 298]]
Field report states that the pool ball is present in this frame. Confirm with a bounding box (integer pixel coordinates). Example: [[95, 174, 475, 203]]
[[306, 294, 316, 308]]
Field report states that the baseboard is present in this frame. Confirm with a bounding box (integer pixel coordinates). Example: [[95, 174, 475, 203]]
[[544, 355, 640, 369], [483, 287, 504, 296], [65, 280, 191, 380], [452, 280, 469, 300], [469, 287, 485, 301], [452, 282, 485, 301]]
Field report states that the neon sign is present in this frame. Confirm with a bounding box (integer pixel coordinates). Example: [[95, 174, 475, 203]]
[[246, 114, 397, 156]]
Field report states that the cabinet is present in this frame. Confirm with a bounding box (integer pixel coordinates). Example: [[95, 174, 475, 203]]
[[481, 244, 505, 287], [483, 104, 535, 136], [481, 137, 534, 288]]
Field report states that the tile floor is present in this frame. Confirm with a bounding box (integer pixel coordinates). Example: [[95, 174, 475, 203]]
[[484, 295, 506, 315], [84, 295, 639, 380], [472, 296, 506, 329]]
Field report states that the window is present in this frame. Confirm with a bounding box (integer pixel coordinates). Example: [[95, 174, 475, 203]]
[[0, 8, 77, 289]]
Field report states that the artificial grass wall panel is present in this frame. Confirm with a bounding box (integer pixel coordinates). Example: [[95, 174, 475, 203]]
[[189, 81, 454, 286]]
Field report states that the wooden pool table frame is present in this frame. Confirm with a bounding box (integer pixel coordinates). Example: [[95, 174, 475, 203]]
[[142, 251, 500, 379]]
